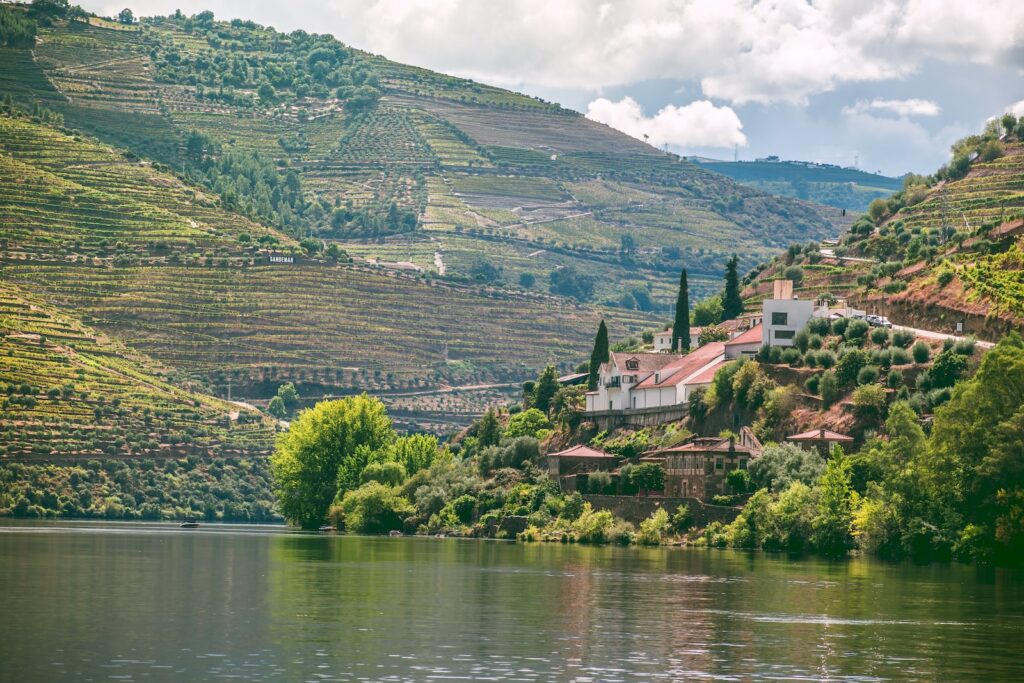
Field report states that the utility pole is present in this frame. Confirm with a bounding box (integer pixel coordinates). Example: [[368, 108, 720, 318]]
[[227, 376, 231, 402]]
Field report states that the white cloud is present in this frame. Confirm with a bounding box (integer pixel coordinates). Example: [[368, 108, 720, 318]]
[[585, 97, 746, 150], [86, 0, 1024, 106], [1007, 100, 1024, 118], [842, 98, 941, 118]]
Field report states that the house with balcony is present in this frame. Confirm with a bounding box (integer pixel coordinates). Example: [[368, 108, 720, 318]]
[[641, 428, 763, 499]]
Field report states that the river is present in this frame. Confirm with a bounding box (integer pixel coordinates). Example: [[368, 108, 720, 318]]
[[1, 520, 1022, 681]]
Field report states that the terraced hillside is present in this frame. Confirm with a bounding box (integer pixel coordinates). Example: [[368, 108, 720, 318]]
[[0, 111, 654, 399], [741, 126, 1024, 340], [0, 279, 274, 459], [0, 11, 840, 310]]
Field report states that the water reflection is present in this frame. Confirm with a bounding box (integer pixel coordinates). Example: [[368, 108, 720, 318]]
[[1, 520, 1022, 681]]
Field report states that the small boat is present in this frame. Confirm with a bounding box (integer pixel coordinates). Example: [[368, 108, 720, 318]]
[[318, 525, 336, 533], [388, 530, 402, 537], [180, 519, 199, 529]]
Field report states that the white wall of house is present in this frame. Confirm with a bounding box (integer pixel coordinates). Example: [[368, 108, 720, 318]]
[[653, 332, 673, 352], [725, 341, 761, 360], [762, 298, 814, 347]]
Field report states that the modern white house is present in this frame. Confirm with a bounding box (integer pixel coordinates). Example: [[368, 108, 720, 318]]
[[585, 342, 727, 414], [761, 279, 829, 347], [653, 317, 753, 353]]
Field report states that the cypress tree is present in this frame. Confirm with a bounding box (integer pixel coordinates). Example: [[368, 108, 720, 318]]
[[672, 268, 691, 352], [587, 320, 609, 391], [534, 365, 559, 414], [723, 254, 742, 320]]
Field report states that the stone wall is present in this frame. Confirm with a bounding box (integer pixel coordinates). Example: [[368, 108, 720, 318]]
[[583, 494, 740, 527]]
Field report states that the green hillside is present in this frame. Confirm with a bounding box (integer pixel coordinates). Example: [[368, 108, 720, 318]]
[[0, 9, 839, 308], [741, 118, 1024, 339], [694, 157, 903, 213]]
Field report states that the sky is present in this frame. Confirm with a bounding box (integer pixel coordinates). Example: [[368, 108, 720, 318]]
[[85, 0, 1024, 176]]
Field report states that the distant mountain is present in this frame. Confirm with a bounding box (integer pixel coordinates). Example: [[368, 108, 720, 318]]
[[692, 157, 903, 213]]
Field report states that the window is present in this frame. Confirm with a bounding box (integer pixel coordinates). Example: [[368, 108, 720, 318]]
[[625, 359, 639, 370], [715, 458, 724, 471], [771, 311, 788, 325], [739, 458, 747, 470], [775, 330, 796, 340]]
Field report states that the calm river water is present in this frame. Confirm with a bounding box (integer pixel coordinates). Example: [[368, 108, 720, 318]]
[[1, 520, 1022, 682]]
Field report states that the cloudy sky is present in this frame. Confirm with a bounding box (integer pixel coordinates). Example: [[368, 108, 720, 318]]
[[86, 0, 1024, 176]]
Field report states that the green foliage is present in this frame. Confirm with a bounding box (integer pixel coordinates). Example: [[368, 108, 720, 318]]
[[722, 254, 743, 320], [360, 460, 407, 486], [586, 470, 613, 494], [571, 503, 614, 544], [748, 443, 826, 493], [727, 468, 750, 494], [912, 341, 931, 363], [626, 462, 665, 495], [672, 268, 691, 352], [671, 503, 694, 532], [0, 5, 37, 47], [812, 453, 855, 555], [336, 482, 412, 533], [268, 395, 286, 418], [270, 395, 395, 529], [691, 294, 722, 327], [476, 408, 501, 448], [276, 382, 299, 410], [636, 507, 671, 545], [587, 320, 609, 391], [857, 364, 880, 385], [504, 408, 552, 440]]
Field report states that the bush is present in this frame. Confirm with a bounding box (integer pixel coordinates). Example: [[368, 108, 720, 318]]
[[572, 503, 614, 544], [671, 503, 694, 532], [891, 329, 915, 348], [852, 384, 887, 423], [749, 443, 826, 492], [727, 468, 750, 494], [836, 349, 868, 386], [608, 520, 635, 545], [844, 319, 870, 345], [782, 348, 802, 366], [870, 327, 890, 346], [831, 318, 850, 336], [890, 347, 911, 365], [338, 482, 413, 534], [820, 371, 840, 408], [857, 365, 880, 385], [503, 408, 552, 439], [586, 470, 613, 494], [912, 341, 931, 363], [637, 508, 671, 546], [804, 374, 821, 395], [816, 350, 836, 369], [886, 369, 903, 389]]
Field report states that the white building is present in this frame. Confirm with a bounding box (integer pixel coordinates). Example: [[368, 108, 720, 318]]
[[653, 317, 753, 353], [585, 342, 727, 414], [761, 279, 829, 347]]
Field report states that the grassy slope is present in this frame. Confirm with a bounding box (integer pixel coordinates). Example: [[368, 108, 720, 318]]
[[741, 141, 1024, 338]]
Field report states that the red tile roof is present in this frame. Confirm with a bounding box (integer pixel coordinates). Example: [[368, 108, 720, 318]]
[[608, 352, 679, 375], [548, 445, 617, 459], [786, 428, 854, 442], [685, 358, 729, 385], [656, 437, 759, 455], [725, 323, 763, 347], [633, 342, 725, 389]]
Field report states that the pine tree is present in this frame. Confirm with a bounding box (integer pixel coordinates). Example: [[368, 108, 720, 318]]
[[671, 268, 690, 352], [534, 365, 560, 414], [723, 254, 742, 320], [477, 407, 501, 447], [587, 320, 609, 391]]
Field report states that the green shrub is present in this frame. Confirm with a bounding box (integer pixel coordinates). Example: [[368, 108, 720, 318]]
[[857, 365, 880, 385], [870, 327, 890, 346], [912, 341, 931, 363], [586, 470, 613, 494], [804, 374, 821, 395], [338, 482, 413, 534], [890, 347, 911, 365], [572, 503, 614, 544], [886, 369, 903, 389], [360, 461, 407, 486], [831, 318, 850, 336], [671, 503, 693, 532], [636, 508, 671, 545], [782, 348, 802, 366], [844, 319, 870, 345], [891, 329, 915, 348]]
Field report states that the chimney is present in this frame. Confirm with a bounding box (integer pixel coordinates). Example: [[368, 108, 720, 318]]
[[773, 279, 794, 300]]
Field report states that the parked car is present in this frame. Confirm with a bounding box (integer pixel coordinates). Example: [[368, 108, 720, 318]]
[[866, 315, 893, 328]]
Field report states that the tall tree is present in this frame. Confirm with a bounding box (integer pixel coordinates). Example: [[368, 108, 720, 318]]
[[587, 320, 609, 391], [671, 268, 690, 352], [534, 365, 560, 414], [722, 255, 742, 320], [477, 407, 501, 447]]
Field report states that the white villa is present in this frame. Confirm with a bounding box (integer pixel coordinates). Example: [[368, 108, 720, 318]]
[[585, 279, 845, 424], [585, 341, 727, 414]]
